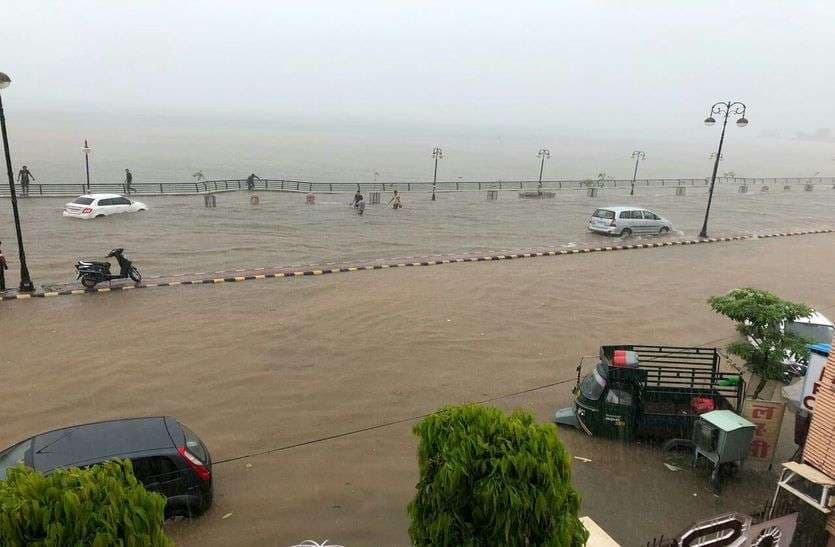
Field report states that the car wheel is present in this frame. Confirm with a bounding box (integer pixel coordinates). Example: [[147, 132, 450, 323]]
[[95, 214, 105, 218], [620, 228, 632, 237], [659, 226, 670, 234]]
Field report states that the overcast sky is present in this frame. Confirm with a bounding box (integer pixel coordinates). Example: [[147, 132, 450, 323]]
[[3, 0, 834, 139]]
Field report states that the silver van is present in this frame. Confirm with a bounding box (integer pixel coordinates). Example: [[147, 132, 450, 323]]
[[588, 206, 673, 237]]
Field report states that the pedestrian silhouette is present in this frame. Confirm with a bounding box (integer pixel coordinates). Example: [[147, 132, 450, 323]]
[[246, 173, 261, 191], [125, 168, 135, 194], [0, 241, 8, 291], [17, 166, 34, 197]]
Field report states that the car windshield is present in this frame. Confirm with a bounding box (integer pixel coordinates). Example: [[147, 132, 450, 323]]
[[72, 197, 95, 205], [579, 363, 607, 400], [592, 209, 614, 219], [0, 440, 32, 480], [786, 321, 835, 344]]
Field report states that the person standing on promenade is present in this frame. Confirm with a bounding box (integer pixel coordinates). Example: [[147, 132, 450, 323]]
[[17, 166, 34, 197], [246, 173, 261, 191], [0, 241, 8, 292], [124, 168, 135, 194], [356, 194, 366, 215], [388, 189, 402, 209], [352, 189, 362, 208]]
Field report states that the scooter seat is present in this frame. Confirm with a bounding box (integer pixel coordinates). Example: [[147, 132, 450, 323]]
[[78, 260, 111, 270]]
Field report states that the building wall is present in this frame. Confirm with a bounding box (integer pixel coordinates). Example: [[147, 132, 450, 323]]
[[802, 337, 835, 533]]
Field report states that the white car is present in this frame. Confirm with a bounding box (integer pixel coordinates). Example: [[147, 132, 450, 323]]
[[588, 206, 673, 237], [748, 310, 834, 379], [63, 194, 148, 219]]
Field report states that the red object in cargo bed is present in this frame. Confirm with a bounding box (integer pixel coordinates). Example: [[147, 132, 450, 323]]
[[613, 350, 639, 367], [691, 397, 715, 414]]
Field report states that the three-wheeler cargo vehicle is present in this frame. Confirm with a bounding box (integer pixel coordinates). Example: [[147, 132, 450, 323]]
[[555, 345, 745, 442]]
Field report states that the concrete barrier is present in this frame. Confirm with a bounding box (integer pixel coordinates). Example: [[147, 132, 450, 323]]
[[486, 190, 498, 201]]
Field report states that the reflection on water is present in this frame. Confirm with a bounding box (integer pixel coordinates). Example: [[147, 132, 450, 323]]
[[2, 184, 834, 285]]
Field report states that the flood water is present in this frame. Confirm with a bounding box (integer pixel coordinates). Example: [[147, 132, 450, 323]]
[[2, 183, 833, 287]]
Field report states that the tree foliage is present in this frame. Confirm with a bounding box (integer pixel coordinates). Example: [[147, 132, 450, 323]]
[[708, 288, 813, 398], [0, 459, 173, 546], [408, 404, 588, 547]]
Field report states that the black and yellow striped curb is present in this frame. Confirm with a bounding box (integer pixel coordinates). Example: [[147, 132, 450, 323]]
[[2, 228, 832, 303]]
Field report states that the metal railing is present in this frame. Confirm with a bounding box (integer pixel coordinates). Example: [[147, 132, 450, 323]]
[[1, 176, 833, 197]]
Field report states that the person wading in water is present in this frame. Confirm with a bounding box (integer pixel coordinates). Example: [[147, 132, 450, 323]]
[[246, 173, 261, 191], [124, 168, 135, 194], [17, 166, 34, 197], [388, 190, 402, 209], [0, 241, 8, 291]]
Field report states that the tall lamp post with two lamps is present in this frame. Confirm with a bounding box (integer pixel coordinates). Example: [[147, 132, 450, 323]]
[[431, 147, 443, 201], [630, 150, 646, 196], [82, 140, 92, 191], [0, 72, 34, 292], [537, 148, 550, 192], [700, 101, 748, 238]]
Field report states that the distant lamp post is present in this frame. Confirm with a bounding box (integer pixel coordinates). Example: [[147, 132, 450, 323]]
[[709, 152, 724, 161], [537, 148, 550, 192], [700, 101, 748, 238], [82, 140, 92, 191], [630, 151, 646, 196], [431, 147, 444, 201], [0, 72, 35, 292]]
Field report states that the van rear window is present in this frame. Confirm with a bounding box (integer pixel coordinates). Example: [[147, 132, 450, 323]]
[[592, 209, 615, 219]]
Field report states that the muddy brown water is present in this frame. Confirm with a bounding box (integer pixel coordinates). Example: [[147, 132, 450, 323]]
[[1, 184, 833, 288], [2, 233, 833, 545]]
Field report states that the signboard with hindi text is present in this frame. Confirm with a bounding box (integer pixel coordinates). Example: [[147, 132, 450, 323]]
[[742, 400, 785, 462]]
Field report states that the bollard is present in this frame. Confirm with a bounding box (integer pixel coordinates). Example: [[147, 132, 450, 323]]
[[761, 185, 769, 192], [369, 192, 381, 205], [738, 184, 748, 194], [587, 187, 598, 198], [804, 183, 814, 192], [204, 194, 216, 208], [486, 190, 498, 201], [305, 193, 316, 205], [675, 186, 686, 196], [784, 185, 791, 191], [250, 195, 260, 205]]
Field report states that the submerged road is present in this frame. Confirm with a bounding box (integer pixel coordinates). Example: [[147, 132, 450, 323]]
[[3, 232, 832, 545], [2, 227, 832, 302]]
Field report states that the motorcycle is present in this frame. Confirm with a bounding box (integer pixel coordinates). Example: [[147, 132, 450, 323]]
[[75, 248, 142, 288]]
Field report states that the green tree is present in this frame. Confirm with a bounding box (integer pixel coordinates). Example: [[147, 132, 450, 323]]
[[708, 288, 813, 398], [408, 404, 587, 547], [0, 459, 173, 546]]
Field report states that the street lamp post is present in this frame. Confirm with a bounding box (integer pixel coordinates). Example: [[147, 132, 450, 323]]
[[431, 147, 443, 201], [82, 140, 92, 191], [537, 148, 550, 192], [630, 150, 646, 196], [0, 72, 35, 292], [700, 101, 748, 238]]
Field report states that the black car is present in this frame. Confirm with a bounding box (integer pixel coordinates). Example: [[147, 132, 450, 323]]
[[0, 416, 213, 517]]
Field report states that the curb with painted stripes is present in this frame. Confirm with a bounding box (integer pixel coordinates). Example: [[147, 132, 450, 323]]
[[2, 228, 832, 303]]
